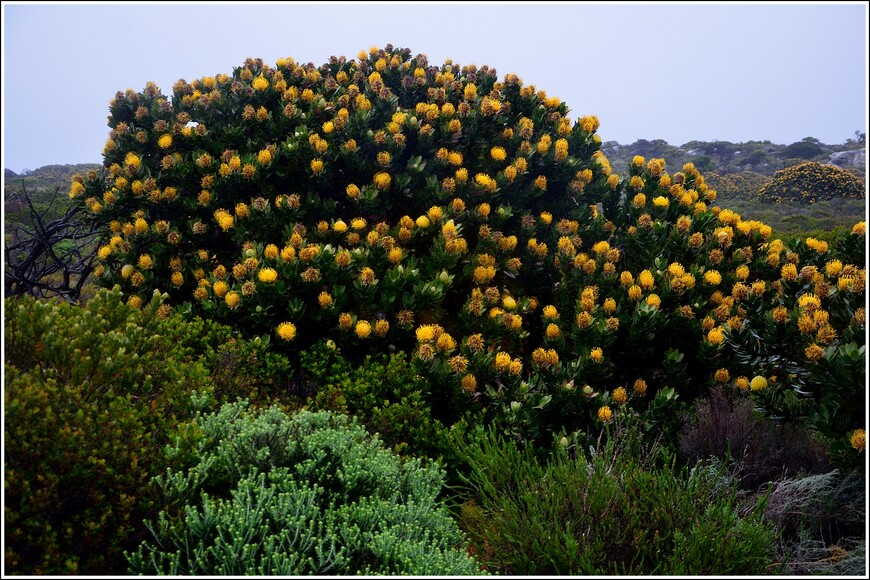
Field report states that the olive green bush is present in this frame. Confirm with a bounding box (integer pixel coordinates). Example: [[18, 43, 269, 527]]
[[454, 424, 776, 575], [3, 288, 213, 574], [127, 401, 484, 575], [302, 339, 455, 463]]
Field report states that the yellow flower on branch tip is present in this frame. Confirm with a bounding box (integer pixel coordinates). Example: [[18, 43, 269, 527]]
[[633, 379, 647, 396], [277, 322, 296, 341], [805, 343, 825, 361], [373, 172, 391, 190], [598, 406, 613, 423], [257, 268, 278, 283], [355, 320, 372, 339], [750, 376, 768, 391], [850, 429, 865, 451], [252, 76, 269, 91], [612, 387, 628, 404]]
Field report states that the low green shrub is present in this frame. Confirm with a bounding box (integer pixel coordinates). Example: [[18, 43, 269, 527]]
[[3, 288, 214, 575], [127, 401, 484, 575], [303, 340, 455, 463], [454, 424, 776, 575]]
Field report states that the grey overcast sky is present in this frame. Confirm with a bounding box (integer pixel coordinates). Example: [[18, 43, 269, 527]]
[[1, 1, 867, 173]]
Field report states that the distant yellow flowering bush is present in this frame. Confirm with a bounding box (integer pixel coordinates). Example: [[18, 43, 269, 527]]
[[757, 162, 865, 204]]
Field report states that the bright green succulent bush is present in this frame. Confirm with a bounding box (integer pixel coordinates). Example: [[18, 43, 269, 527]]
[[127, 401, 484, 575], [3, 288, 214, 575], [66, 44, 866, 456], [756, 162, 865, 204], [454, 423, 776, 575]]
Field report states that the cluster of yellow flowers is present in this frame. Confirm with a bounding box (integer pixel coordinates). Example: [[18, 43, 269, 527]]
[[75, 45, 865, 448]]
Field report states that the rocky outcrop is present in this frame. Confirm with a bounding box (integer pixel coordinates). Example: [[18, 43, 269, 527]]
[[829, 148, 865, 168]]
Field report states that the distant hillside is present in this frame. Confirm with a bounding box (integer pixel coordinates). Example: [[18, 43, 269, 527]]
[[4, 164, 101, 201], [601, 136, 866, 180]]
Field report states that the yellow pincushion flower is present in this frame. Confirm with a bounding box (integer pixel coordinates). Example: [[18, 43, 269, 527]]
[[355, 320, 372, 339], [638, 270, 655, 290], [704, 270, 722, 286], [69, 181, 85, 199], [780, 263, 798, 281], [436, 333, 457, 351], [750, 376, 768, 391], [374, 172, 391, 190], [225, 291, 240, 309], [850, 429, 865, 451], [612, 387, 628, 405], [257, 149, 272, 165], [310, 159, 324, 175], [251, 75, 269, 91], [590, 347, 604, 363], [490, 146, 507, 161], [542, 305, 559, 319], [358, 267, 376, 285], [415, 325, 438, 343], [474, 173, 495, 191], [852, 222, 866, 236], [598, 406, 613, 423], [138, 254, 153, 270], [460, 374, 477, 393], [494, 352, 512, 372], [546, 323, 561, 339], [208, 278, 229, 298], [798, 293, 821, 313], [804, 343, 825, 361], [714, 368, 730, 384], [277, 322, 297, 341], [257, 268, 278, 283], [707, 327, 725, 345], [158, 134, 173, 149]]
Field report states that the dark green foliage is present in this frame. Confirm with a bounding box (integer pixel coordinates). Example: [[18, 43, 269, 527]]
[[3, 288, 215, 575], [454, 425, 776, 575], [127, 402, 484, 575], [303, 340, 455, 464], [168, 313, 296, 406]]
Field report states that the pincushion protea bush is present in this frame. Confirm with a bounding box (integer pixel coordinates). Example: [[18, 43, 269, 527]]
[[757, 161, 865, 204], [68, 44, 865, 459]]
